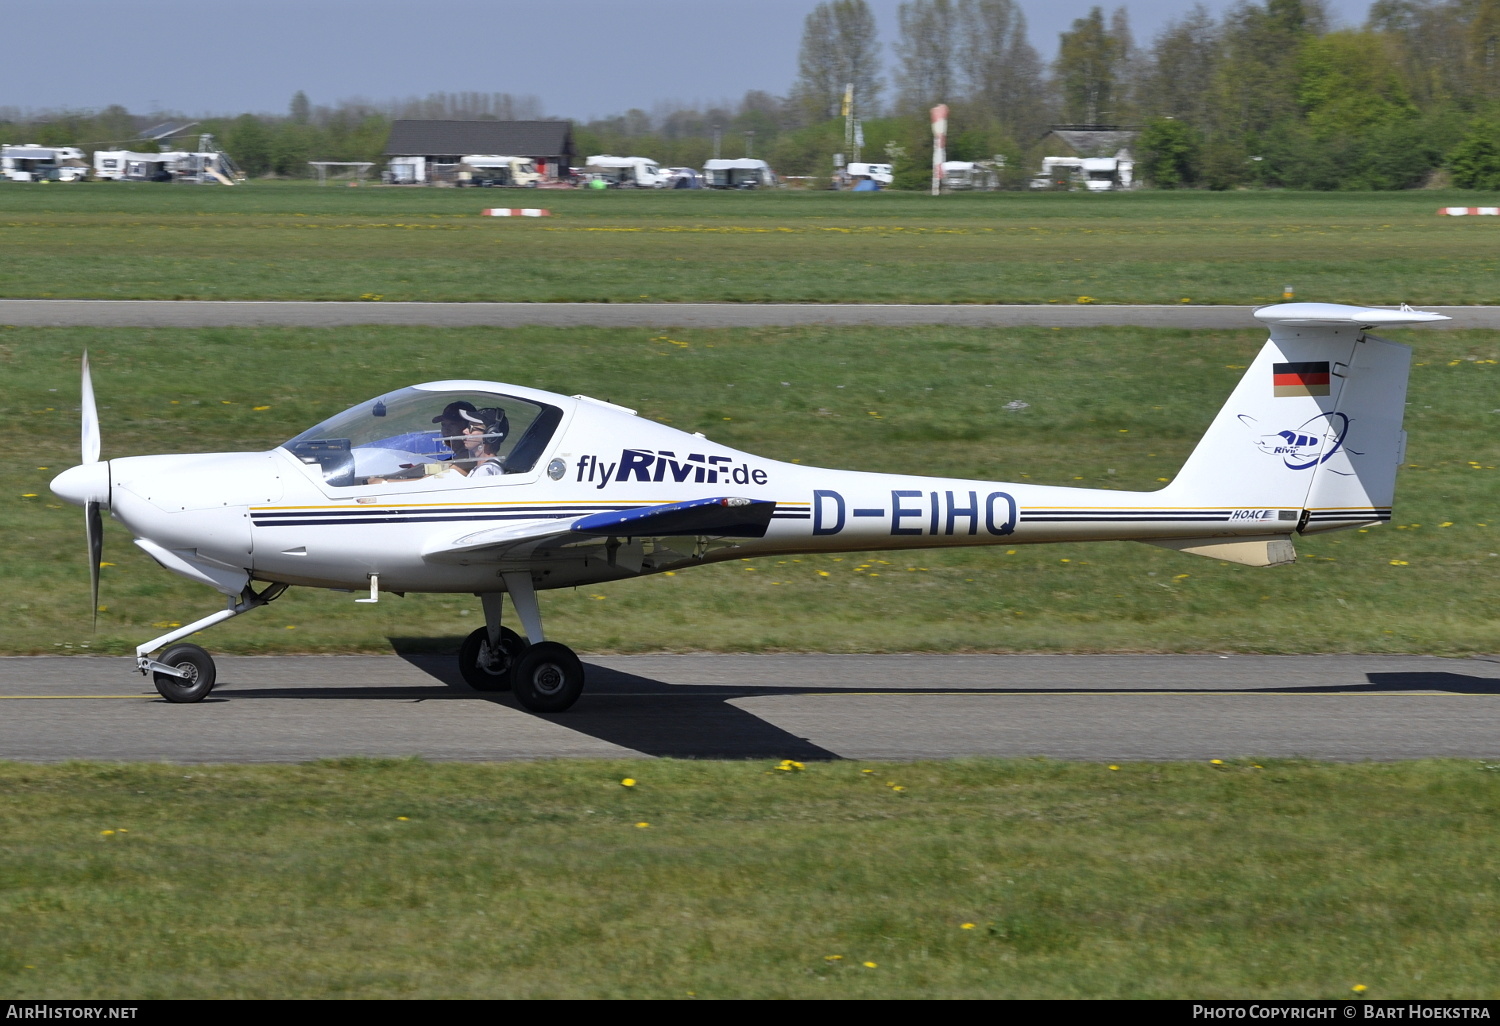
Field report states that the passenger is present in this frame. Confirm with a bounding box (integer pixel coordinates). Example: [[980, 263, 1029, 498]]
[[463, 408, 510, 479]]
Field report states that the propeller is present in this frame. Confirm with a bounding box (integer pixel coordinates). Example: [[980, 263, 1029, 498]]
[[81, 353, 103, 628]]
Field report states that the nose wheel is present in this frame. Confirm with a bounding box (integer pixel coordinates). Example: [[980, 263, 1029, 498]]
[[151, 643, 217, 703]]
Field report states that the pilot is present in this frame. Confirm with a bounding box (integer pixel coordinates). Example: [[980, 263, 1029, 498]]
[[462, 408, 510, 479], [432, 401, 479, 465]]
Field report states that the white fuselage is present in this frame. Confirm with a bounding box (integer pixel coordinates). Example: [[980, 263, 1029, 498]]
[[101, 387, 1307, 597]]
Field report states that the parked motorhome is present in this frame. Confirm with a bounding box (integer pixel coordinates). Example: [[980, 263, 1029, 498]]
[[457, 155, 542, 187], [583, 155, 668, 188], [1030, 153, 1134, 191], [3, 145, 88, 182]]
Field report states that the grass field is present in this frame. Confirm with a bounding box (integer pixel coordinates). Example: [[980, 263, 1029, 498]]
[[2, 757, 1498, 999], [5, 182, 1500, 304], [3, 323, 1495, 657]]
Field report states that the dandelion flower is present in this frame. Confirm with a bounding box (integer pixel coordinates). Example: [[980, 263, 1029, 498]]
[[621, 778, 636, 787], [396, 816, 409, 821], [961, 923, 976, 930], [863, 961, 878, 969], [100, 830, 114, 836], [21, 494, 37, 498], [1108, 765, 1120, 771], [860, 769, 874, 774], [1352, 985, 1367, 993], [825, 955, 843, 961], [1210, 759, 1224, 765], [635, 822, 650, 828]]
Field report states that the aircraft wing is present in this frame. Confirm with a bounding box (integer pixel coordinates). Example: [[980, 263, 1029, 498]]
[[423, 496, 776, 565]]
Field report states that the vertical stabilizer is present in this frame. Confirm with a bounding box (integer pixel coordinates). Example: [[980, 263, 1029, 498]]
[[1161, 303, 1433, 531]]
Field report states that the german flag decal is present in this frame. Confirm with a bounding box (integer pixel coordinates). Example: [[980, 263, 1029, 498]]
[[1273, 361, 1331, 397]]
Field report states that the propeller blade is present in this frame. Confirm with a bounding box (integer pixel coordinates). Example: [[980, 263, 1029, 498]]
[[87, 499, 103, 630], [81, 351, 100, 465]]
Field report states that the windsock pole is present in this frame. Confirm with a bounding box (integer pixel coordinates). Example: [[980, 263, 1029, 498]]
[[931, 104, 948, 197]]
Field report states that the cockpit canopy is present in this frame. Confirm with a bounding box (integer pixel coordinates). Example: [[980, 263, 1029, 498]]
[[282, 387, 563, 487]]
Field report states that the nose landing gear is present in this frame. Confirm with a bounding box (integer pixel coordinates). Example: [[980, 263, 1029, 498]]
[[135, 582, 288, 704]]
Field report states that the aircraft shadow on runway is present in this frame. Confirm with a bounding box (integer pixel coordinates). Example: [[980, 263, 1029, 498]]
[[205, 640, 1500, 762]]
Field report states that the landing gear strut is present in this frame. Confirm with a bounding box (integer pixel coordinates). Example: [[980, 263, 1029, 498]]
[[464, 574, 585, 712], [136, 582, 288, 703]]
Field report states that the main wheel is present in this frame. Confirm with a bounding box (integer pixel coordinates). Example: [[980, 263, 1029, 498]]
[[510, 642, 584, 713], [459, 626, 527, 692], [152, 643, 216, 703]]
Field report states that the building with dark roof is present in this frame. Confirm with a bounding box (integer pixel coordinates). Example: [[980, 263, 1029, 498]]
[[1039, 125, 1139, 159], [384, 120, 575, 183]]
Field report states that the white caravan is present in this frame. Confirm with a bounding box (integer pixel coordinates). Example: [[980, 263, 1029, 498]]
[[704, 158, 776, 189], [3, 145, 88, 182]]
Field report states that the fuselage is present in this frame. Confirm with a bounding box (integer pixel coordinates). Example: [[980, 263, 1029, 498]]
[[90, 380, 1306, 596]]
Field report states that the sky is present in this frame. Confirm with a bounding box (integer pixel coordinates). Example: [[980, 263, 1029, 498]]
[[3, 0, 1374, 122]]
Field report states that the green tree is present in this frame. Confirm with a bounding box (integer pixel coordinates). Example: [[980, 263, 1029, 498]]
[[289, 91, 311, 125], [1054, 7, 1129, 123], [1137, 116, 1201, 187], [1296, 30, 1416, 139], [224, 114, 273, 177], [794, 0, 884, 120], [1449, 120, 1500, 188]]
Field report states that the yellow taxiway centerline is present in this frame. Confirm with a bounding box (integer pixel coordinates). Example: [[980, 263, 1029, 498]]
[[0, 695, 157, 700]]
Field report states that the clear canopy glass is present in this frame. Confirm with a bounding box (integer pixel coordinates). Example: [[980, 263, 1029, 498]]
[[282, 387, 562, 487]]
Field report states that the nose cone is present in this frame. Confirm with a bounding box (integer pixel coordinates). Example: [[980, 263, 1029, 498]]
[[51, 462, 110, 508]]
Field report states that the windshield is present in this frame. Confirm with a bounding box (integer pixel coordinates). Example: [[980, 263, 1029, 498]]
[[282, 387, 563, 487]]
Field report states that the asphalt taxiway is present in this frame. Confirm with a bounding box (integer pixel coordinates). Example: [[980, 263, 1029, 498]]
[[1, 300, 1494, 329], [2, 653, 1497, 763]]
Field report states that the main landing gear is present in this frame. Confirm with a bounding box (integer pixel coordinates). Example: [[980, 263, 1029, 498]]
[[136, 582, 288, 703], [457, 574, 585, 713]]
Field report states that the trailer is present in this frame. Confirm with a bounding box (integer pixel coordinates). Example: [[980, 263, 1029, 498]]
[[3, 145, 88, 182], [941, 159, 1003, 191], [703, 158, 776, 189]]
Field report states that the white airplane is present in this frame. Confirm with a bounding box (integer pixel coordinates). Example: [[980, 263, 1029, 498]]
[[50, 302, 1444, 712]]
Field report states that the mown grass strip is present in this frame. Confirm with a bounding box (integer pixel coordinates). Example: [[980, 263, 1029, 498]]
[[5, 184, 1500, 303], [2, 758, 1498, 998]]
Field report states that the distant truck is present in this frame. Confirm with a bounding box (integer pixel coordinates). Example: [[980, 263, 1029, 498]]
[[457, 155, 542, 188], [3, 145, 88, 182], [583, 155, 669, 188]]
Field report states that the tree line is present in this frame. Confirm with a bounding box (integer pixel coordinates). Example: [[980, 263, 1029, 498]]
[[9, 0, 1500, 189]]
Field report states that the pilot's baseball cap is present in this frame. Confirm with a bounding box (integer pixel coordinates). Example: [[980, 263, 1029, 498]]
[[432, 401, 477, 424]]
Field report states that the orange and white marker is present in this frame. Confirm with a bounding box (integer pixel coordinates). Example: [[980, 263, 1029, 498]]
[[1439, 207, 1500, 215], [483, 208, 550, 217]]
